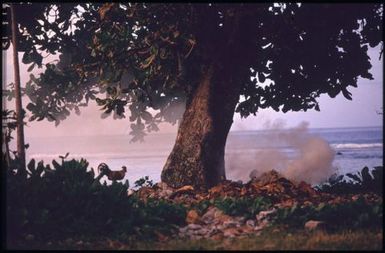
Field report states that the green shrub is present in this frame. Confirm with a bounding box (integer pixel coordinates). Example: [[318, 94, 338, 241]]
[[6, 156, 186, 242], [214, 196, 272, 219], [134, 176, 154, 188], [316, 166, 383, 195], [271, 198, 383, 230], [191, 199, 212, 216]]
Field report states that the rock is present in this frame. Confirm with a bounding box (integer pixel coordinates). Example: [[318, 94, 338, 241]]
[[223, 227, 240, 238], [212, 209, 232, 223], [256, 208, 276, 221], [304, 220, 327, 230], [246, 219, 255, 227], [208, 227, 219, 236], [198, 228, 210, 235], [223, 219, 239, 228], [186, 209, 200, 224], [254, 225, 265, 231], [253, 218, 270, 231], [201, 207, 221, 224], [234, 216, 246, 223], [239, 225, 254, 234], [187, 223, 202, 230], [179, 226, 188, 233]]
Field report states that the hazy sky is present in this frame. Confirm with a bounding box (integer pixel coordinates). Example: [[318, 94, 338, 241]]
[[2, 44, 383, 138]]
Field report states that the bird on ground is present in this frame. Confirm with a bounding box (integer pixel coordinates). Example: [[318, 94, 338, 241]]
[[97, 163, 127, 181]]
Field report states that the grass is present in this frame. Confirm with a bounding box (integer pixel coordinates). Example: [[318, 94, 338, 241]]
[[8, 227, 383, 250], [135, 228, 383, 251]]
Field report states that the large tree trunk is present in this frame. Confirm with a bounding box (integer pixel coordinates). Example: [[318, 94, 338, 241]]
[[161, 62, 241, 190], [161, 9, 253, 190], [10, 4, 26, 172]]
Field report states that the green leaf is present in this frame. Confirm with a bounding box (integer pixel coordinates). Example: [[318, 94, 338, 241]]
[[361, 166, 372, 184], [27, 63, 36, 72], [141, 111, 152, 122], [52, 159, 61, 170], [346, 173, 362, 183], [258, 72, 266, 83], [26, 103, 36, 111], [27, 159, 36, 173], [341, 87, 352, 100]]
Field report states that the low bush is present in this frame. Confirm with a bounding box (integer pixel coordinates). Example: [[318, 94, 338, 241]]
[[213, 196, 272, 220], [271, 197, 383, 230], [6, 156, 186, 243], [316, 166, 383, 195]]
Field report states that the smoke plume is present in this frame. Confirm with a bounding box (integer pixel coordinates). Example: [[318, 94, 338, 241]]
[[226, 121, 336, 185]]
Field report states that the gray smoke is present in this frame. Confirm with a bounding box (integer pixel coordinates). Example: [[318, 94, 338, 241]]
[[226, 121, 336, 185]]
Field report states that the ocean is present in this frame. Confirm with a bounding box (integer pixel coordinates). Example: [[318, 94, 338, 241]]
[[22, 126, 383, 186]]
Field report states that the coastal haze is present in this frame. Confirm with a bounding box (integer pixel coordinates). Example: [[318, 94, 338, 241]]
[[3, 44, 383, 185]]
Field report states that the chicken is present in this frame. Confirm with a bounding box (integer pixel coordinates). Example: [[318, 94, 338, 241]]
[[98, 163, 127, 181]]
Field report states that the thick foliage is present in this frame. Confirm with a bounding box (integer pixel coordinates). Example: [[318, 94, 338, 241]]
[[134, 176, 154, 188], [213, 196, 272, 220], [272, 198, 383, 230], [316, 166, 383, 195], [3, 3, 383, 141], [6, 157, 186, 242]]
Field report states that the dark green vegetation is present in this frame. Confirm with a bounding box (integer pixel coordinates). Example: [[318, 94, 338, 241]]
[[3, 3, 383, 189], [316, 166, 383, 195], [272, 199, 382, 230], [192, 196, 272, 220], [134, 176, 154, 188], [6, 157, 186, 246]]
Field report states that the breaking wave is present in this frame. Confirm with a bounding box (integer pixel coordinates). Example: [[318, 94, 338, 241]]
[[332, 143, 383, 149], [28, 152, 167, 160]]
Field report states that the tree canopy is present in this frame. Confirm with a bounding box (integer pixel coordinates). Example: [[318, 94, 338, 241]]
[[3, 3, 383, 141]]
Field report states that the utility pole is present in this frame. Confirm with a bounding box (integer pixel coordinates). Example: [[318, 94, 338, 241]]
[[10, 3, 26, 172]]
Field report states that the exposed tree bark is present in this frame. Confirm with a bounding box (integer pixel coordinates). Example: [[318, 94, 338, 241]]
[[161, 61, 241, 190], [10, 4, 26, 172]]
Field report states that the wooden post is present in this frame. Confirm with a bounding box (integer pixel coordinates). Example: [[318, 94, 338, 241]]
[[10, 4, 26, 172]]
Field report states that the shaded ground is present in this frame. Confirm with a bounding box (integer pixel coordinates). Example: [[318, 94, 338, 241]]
[[9, 228, 383, 250]]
